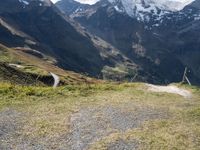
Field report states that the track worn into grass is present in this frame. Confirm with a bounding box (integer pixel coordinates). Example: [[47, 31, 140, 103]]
[[146, 84, 192, 98]]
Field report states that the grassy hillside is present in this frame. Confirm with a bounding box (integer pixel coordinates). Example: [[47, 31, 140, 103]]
[[0, 44, 98, 85], [0, 82, 199, 149]]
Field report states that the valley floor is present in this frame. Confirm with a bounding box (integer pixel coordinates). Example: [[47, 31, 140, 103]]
[[0, 82, 200, 150]]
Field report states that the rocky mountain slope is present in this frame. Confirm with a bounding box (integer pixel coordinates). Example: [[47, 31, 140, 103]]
[[0, 43, 99, 85], [56, 0, 200, 85], [0, 0, 137, 82], [56, 0, 91, 15]]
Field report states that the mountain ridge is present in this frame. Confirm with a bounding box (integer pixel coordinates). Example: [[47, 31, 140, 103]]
[[0, 0, 138, 82], [56, 0, 200, 85]]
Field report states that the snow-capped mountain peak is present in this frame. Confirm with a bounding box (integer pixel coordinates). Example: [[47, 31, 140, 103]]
[[105, 0, 196, 24], [108, 0, 195, 15], [74, 0, 195, 11], [72, 0, 195, 21]]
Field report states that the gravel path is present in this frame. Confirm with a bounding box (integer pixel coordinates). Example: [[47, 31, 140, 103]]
[[69, 105, 167, 150], [50, 72, 60, 88], [8, 64, 24, 68], [0, 105, 167, 150], [107, 139, 138, 150], [0, 109, 48, 150], [146, 84, 192, 98], [0, 102, 167, 149], [0, 108, 23, 149]]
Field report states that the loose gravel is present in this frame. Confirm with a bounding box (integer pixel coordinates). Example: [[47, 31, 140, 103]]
[[0, 104, 167, 149]]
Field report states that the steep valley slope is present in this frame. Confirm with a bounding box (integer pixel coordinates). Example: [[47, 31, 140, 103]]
[[0, 0, 137, 82], [56, 0, 200, 85]]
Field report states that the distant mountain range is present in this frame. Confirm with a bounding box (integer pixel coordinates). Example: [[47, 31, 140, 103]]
[[56, 0, 200, 85], [0, 0, 199, 85]]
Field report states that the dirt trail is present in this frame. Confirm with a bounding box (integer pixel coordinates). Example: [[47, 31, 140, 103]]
[[2, 105, 162, 150], [0, 109, 24, 149], [50, 72, 60, 88], [69, 105, 167, 150], [146, 84, 192, 98], [8, 63, 24, 68]]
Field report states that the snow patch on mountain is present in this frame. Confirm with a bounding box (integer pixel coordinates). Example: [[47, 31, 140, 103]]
[[74, 0, 195, 11], [108, 0, 195, 15], [19, 0, 29, 5], [74, 0, 100, 5], [72, 0, 195, 22], [18, 0, 52, 7], [106, 0, 197, 27]]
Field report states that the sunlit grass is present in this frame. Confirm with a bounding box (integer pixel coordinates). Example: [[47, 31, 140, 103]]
[[0, 82, 199, 149]]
